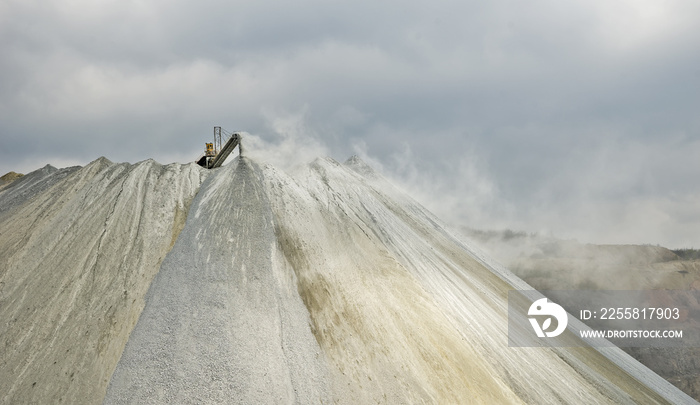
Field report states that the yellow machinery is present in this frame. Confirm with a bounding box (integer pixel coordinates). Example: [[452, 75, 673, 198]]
[[205, 143, 215, 157], [196, 127, 241, 169]]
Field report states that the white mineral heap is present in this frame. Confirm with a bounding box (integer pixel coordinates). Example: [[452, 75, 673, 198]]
[[0, 155, 694, 404]]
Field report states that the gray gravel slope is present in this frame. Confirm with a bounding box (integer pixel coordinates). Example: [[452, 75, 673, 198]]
[[104, 157, 330, 404], [0, 158, 204, 405]]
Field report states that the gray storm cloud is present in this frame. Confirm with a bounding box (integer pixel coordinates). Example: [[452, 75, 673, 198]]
[[1, 0, 699, 247]]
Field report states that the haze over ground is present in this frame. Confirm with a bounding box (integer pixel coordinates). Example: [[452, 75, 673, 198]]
[[2, 0, 699, 248]]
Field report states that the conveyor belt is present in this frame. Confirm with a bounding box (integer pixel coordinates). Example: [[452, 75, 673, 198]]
[[209, 133, 240, 168]]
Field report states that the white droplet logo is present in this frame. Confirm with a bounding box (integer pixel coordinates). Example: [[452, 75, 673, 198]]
[[528, 298, 568, 338]]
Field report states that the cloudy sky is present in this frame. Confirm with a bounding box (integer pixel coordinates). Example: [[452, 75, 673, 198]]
[[1, 0, 699, 247]]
